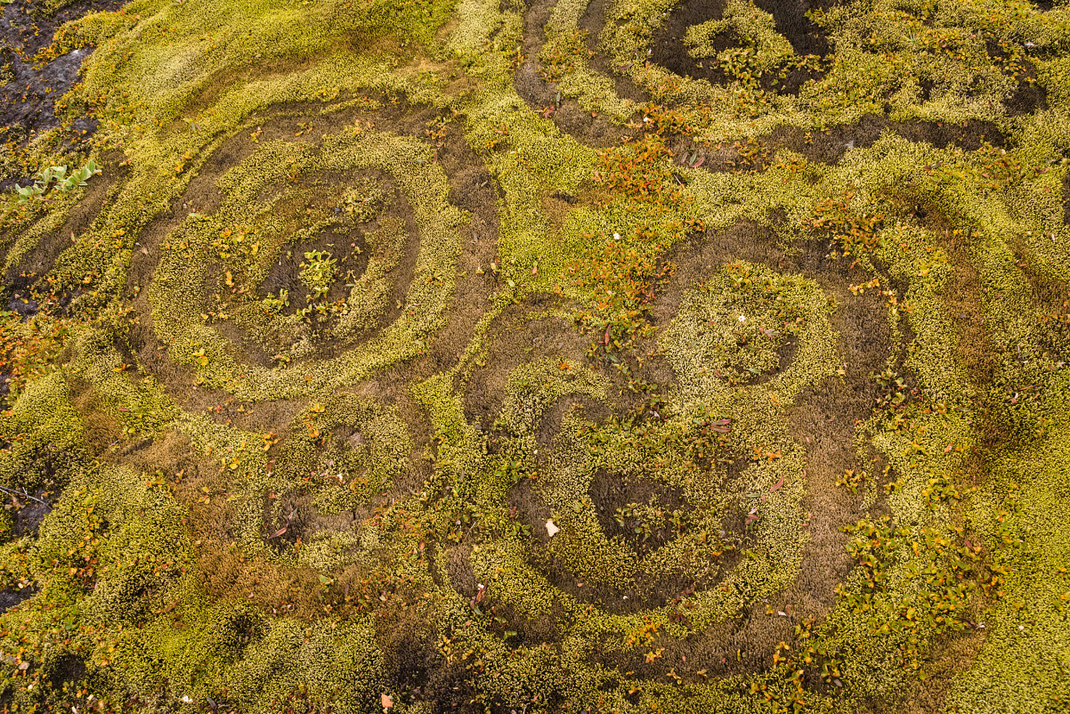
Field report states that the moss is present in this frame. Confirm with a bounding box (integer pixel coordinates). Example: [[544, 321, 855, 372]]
[[214, 617, 385, 712], [684, 0, 795, 74], [2, 0, 1070, 709], [0, 462, 387, 711], [0, 372, 88, 492], [946, 375, 1070, 712], [140, 119, 464, 401], [660, 260, 838, 405]]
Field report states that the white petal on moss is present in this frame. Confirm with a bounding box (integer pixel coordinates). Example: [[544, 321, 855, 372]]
[[545, 519, 559, 537]]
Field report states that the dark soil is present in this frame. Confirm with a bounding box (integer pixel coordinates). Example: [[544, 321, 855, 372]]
[[10, 495, 52, 537], [41, 654, 87, 692], [752, 0, 834, 57], [769, 114, 1009, 164], [1064, 173, 1070, 229], [0, 0, 127, 186], [985, 39, 1048, 117], [512, 470, 729, 616], [0, 486, 57, 540], [0, 586, 36, 614], [513, 0, 635, 147]]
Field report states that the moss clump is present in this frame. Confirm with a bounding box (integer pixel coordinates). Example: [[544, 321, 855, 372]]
[[0, 372, 88, 493], [684, 0, 795, 75], [661, 260, 837, 403]]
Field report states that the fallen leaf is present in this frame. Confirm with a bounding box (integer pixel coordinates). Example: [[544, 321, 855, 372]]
[[546, 519, 559, 537], [710, 418, 731, 433], [381, 693, 394, 711]]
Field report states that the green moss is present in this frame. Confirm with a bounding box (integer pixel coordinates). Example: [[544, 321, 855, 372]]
[[146, 123, 463, 401], [212, 617, 384, 712], [947, 375, 1070, 712], [684, 0, 794, 73], [2, 0, 1070, 709], [0, 372, 88, 491], [660, 260, 837, 405]]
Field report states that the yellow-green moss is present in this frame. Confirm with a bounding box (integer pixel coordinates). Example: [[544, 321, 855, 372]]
[[0, 372, 88, 491], [2, 0, 1070, 710]]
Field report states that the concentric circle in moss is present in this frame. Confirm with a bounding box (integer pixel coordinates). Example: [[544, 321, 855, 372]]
[[148, 124, 464, 401]]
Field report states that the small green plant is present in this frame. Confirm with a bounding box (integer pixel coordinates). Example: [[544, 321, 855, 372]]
[[262, 289, 290, 313], [299, 250, 337, 300], [341, 183, 386, 221], [872, 368, 912, 410], [613, 499, 685, 548], [836, 469, 865, 493], [16, 159, 101, 201]]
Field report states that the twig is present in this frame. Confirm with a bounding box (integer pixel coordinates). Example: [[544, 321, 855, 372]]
[[0, 485, 48, 506]]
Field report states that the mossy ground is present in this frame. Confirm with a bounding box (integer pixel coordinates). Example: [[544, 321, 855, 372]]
[[1, 0, 1070, 711]]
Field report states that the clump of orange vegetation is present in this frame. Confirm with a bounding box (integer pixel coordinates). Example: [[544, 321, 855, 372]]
[[573, 136, 704, 363]]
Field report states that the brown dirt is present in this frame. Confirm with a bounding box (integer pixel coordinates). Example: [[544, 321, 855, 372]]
[[768, 114, 1008, 165], [901, 627, 988, 713], [926, 225, 996, 390], [513, 0, 636, 148], [115, 428, 329, 618], [69, 377, 123, 453]]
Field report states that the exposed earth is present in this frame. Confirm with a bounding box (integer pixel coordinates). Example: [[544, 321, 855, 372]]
[[1, 0, 1070, 712]]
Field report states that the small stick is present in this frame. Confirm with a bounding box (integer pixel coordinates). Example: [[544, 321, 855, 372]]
[[0, 485, 48, 507]]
